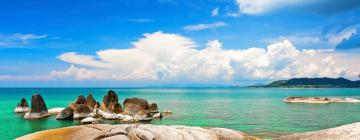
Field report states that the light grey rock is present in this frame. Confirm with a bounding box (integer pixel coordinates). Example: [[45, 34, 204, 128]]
[[284, 97, 360, 104], [273, 122, 360, 140]]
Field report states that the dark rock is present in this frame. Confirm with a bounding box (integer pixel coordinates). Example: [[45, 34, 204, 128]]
[[123, 98, 150, 116], [56, 107, 74, 120], [73, 104, 92, 119], [24, 94, 49, 119], [149, 103, 158, 111], [85, 94, 97, 110], [14, 98, 30, 113], [108, 102, 122, 113], [102, 90, 118, 109], [75, 95, 86, 104]]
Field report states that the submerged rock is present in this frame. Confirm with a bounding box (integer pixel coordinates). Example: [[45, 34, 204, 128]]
[[14, 98, 30, 113], [284, 97, 360, 104], [56, 107, 74, 120], [273, 122, 360, 140], [24, 94, 49, 119], [17, 124, 253, 140]]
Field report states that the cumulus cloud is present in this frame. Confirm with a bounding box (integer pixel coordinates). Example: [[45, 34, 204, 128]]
[[50, 31, 359, 84], [183, 22, 227, 31]]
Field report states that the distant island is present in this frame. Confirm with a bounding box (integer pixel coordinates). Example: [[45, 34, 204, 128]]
[[250, 77, 360, 88]]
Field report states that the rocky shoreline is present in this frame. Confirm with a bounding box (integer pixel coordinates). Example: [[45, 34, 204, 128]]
[[14, 90, 166, 123], [283, 97, 360, 104], [16, 122, 360, 140]]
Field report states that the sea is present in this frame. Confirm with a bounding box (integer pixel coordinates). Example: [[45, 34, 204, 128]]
[[1, 88, 360, 139]]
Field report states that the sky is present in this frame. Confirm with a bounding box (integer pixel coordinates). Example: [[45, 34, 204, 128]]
[[0, 0, 359, 87]]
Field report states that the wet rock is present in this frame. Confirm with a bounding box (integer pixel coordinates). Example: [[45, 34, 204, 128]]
[[56, 107, 74, 120], [75, 95, 86, 104], [81, 117, 97, 124], [24, 94, 49, 119], [152, 112, 163, 119], [73, 104, 92, 119], [123, 98, 150, 116], [85, 94, 97, 110], [149, 103, 158, 112], [14, 98, 30, 113]]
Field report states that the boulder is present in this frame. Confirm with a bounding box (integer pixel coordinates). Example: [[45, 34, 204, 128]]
[[73, 104, 92, 119], [152, 112, 163, 119], [75, 95, 86, 104], [14, 98, 30, 113], [98, 90, 123, 119], [273, 122, 360, 140], [85, 94, 97, 110], [102, 90, 119, 109], [56, 107, 74, 120], [24, 94, 49, 119], [48, 107, 65, 115], [81, 117, 97, 124], [149, 103, 158, 112], [123, 98, 150, 116], [108, 102, 122, 113], [17, 124, 253, 140]]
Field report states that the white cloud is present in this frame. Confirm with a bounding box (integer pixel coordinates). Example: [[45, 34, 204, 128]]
[[51, 31, 359, 83], [0, 33, 47, 47], [327, 27, 357, 46], [211, 7, 219, 16], [234, 0, 306, 15], [128, 18, 154, 23], [184, 22, 227, 31]]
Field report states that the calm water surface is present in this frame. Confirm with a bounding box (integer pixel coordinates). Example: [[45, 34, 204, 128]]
[[1, 88, 360, 139]]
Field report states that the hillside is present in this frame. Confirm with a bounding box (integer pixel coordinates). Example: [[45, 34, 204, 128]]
[[252, 77, 360, 88]]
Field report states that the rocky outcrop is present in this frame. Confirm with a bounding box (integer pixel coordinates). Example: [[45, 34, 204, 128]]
[[273, 122, 360, 140], [24, 94, 49, 119], [149, 103, 158, 112], [16, 124, 254, 140], [14, 98, 30, 113], [98, 90, 123, 119], [73, 104, 92, 119], [123, 98, 150, 116], [284, 97, 360, 104], [56, 107, 74, 120], [75, 95, 86, 104], [85, 94, 97, 110]]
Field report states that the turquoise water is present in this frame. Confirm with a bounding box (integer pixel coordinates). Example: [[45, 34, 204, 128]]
[[1, 88, 360, 139]]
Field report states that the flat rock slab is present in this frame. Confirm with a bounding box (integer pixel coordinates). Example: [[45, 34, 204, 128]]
[[283, 97, 360, 104], [16, 124, 254, 140], [272, 122, 360, 140]]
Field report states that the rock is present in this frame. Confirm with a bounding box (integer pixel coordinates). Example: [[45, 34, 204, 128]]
[[152, 112, 163, 119], [14, 98, 30, 113], [149, 103, 158, 112], [109, 102, 123, 113], [24, 94, 49, 119], [48, 107, 65, 115], [123, 98, 150, 116], [98, 90, 123, 119], [56, 107, 74, 120], [81, 117, 97, 124], [17, 124, 253, 140], [75, 95, 86, 104], [101, 90, 120, 111], [273, 122, 360, 140], [73, 104, 92, 119], [85, 94, 97, 110], [162, 110, 172, 114], [284, 97, 360, 104]]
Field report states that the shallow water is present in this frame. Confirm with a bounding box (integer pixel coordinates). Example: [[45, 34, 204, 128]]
[[1, 88, 360, 139]]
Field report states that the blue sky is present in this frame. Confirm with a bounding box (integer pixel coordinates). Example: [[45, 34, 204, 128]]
[[0, 0, 360, 87]]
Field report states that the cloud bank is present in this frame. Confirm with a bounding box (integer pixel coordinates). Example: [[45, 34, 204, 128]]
[[50, 31, 359, 84]]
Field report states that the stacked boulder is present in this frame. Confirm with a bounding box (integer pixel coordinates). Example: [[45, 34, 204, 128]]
[[98, 90, 123, 119], [24, 94, 49, 119], [56, 94, 97, 120], [14, 98, 30, 113]]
